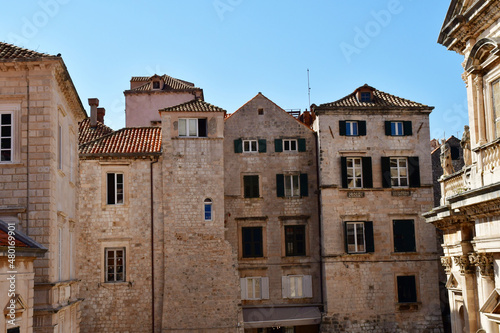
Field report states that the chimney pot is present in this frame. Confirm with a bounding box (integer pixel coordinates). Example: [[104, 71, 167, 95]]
[[88, 98, 99, 127], [97, 108, 105, 124]]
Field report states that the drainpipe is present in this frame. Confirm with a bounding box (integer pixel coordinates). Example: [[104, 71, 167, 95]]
[[26, 69, 30, 235], [150, 157, 159, 332]]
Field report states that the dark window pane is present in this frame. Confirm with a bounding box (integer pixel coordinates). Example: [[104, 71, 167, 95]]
[[244, 175, 259, 198], [285, 225, 306, 256], [242, 227, 263, 258], [397, 275, 417, 303], [2, 125, 11, 137], [393, 220, 416, 252], [1, 114, 11, 125], [107, 173, 115, 204]]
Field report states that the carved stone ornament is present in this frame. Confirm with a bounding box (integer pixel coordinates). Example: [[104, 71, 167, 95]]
[[469, 252, 494, 277], [441, 256, 452, 273], [453, 254, 475, 275]]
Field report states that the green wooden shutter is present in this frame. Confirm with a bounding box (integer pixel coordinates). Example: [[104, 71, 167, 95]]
[[275, 139, 283, 152], [393, 220, 416, 252], [234, 139, 242, 153], [408, 156, 420, 187], [365, 221, 374, 253], [298, 138, 306, 152], [381, 157, 391, 188], [362, 157, 372, 188], [384, 121, 392, 136], [341, 157, 348, 188], [358, 121, 367, 136], [343, 222, 349, 253], [300, 173, 308, 197], [258, 139, 267, 153], [339, 120, 346, 136], [403, 121, 412, 136], [276, 174, 284, 197]]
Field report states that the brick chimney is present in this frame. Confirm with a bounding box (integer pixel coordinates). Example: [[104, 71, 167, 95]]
[[97, 107, 105, 124], [88, 98, 99, 127]]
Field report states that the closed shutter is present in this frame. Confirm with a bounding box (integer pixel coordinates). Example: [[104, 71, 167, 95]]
[[341, 157, 348, 188], [393, 220, 416, 252], [339, 120, 346, 136], [362, 157, 373, 188], [258, 139, 267, 153], [261, 277, 269, 299], [343, 222, 349, 253], [298, 138, 306, 152], [282, 276, 289, 298], [381, 157, 391, 188], [234, 139, 242, 153], [408, 156, 420, 187], [384, 121, 392, 136], [300, 173, 308, 197], [303, 275, 313, 298], [275, 139, 283, 152], [365, 221, 374, 253], [403, 121, 412, 136], [240, 278, 247, 300], [358, 121, 367, 136], [276, 174, 285, 197]]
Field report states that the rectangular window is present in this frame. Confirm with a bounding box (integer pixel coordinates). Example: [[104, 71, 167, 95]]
[[344, 221, 374, 254], [0, 113, 12, 162], [178, 118, 207, 137], [492, 79, 500, 137], [397, 275, 417, 303], [243, 139, 258, 153], [105, 248, 125, 282], [284, 174, 300, 197], [241, 277, 269, 300], [283, 139, 297, 151], [289, 275, 303, 298], [346, 121, 358, 136], [152, 81, 160, 89], [58, 124, 62, 170], [360, 92, 371, 102], [204, 199, 212, 221], [242, 226, 263, 258], [285, 225, 306, 256], [107, 173, 124, 205], [339, 120, 366, 136], [58, 227, 62, 280], [347, 157, 363, 188], [341, 157, 373, 189], [243, 175, 259, 198], [390, 157, 408, 187], [393, 219, 416, 253], [385, 121, 412, 136], [391, 121, 404, 136], [282, 275, 312, 298]]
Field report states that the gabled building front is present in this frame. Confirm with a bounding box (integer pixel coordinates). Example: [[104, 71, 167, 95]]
[[314, 84, 443, 332]]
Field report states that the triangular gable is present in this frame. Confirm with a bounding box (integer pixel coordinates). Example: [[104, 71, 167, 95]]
[[445, 272, 461, 290], [480, 289, 500, 324], [4, 294, 27, 317]]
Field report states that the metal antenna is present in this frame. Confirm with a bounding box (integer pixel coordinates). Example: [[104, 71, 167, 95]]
[[307, 69, 311, 109]]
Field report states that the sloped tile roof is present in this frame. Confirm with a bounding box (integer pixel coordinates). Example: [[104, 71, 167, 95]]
[[160, 99, 226, 113], [79, 118, 115, 145], [317, 84, 432, 110], [0, 41, 54, 60], [79, 127, 162, 155], [130, 74, 197, 91], [0, 220, 47, 251]]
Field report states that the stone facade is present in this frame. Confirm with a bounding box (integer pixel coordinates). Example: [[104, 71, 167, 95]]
[[424, 1, 500, 332]]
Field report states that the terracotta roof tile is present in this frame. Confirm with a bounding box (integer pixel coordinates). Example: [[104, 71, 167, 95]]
[[160, 99, 226, 113], [0, 42, 54, 60], [317, 84, 433, 110], [79, 118, 115, 145], [130, 74, 197, 91], [0, 220, 47, 250], [79, 127, 162, 155]]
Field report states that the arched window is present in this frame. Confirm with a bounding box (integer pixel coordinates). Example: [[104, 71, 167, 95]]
[[204, 198, 213, 221]]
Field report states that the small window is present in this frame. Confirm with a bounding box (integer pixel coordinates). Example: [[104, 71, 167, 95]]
[[242, 226, 263, 258], [204, 198, 212, 221], [107, 173, 124, 205], [258, 108, 264, 115], [7, 328, 20, 333], [344, 221, 374, 254], [397, 275, 417, 303], [243, 175, 259, 198], [393, 219, 416, 253], [346, 121, 358, 136], [58, 124, 62, 170], [241, 277, 269, 300], [385, 121, 412, 136], [152, 81, 160, 89], [1, 112, 13, 162], [381, 156, 420, 188], [360, 92, 371, 102], [391, 121, 404, 136], [341, 157, 373, 189], [105, 248, 125, 282], [178, 118, 207, 137], [390, 157, 408, 187], [277, 173, 308, 197], [284, 174, 300, 197], [282, 275, 312, 298], [283, 139, 297, 151], [346, 157, 363, 188], [243, 140, 258, 153], [285, 225, 306, 256]]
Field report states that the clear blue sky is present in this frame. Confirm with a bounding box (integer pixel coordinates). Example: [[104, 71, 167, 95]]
[[0, 0, 466, 140]]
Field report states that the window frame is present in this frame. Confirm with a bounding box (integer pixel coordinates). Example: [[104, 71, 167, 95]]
[[344, 221, 374, 254], [491, 78, 500, 138], [0, 112, 13, 163], [285, 225, 306, 256], [346, 157, 363, 188], [391, 121, 404, 136], [243, 175, 260, 198], [345, 121, 359, 136], [178, 118, 198, 137], [282, 275, 313, 299], [390, 157, 409, 187], [243, 139, 258, 153], [107, 172, 124, 205], [393, 219, 416, 253], [284, 174, 300, 197], [397, 275, 418, 303], [241, 226, 264, 258], [105, 247, 126, 283], [360, 92, 371, 102], [283, 139, 298, 152], [345, 222, 365, 253], [204, 198, 213, 221]]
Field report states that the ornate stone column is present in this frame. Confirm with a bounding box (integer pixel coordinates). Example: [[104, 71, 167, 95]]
[[469, 253, 497, 333], [474, 74, 487, 145], [454, 254, 479, 332]]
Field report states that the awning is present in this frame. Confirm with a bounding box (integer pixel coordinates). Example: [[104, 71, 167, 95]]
[[243, 306, 321, 328]]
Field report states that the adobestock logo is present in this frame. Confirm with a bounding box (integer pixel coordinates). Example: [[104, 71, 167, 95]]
[[339, 0, 405, 64], [213, 0, 243, 21], [7, 0, 71, 46]]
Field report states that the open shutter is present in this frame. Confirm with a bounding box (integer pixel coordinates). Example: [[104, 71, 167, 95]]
[[358, 121, 367, 136], [403, 121, 412, 136], [261, 277, 269, 299], [408, 156, 420, 187], [300, 173, 308, 197], [339, 120, 346, 136], [365, 221, 374, 253], [381, 157, 391, 188], [275, 139, 283, 152], [234, 139, 242, 153], [303, 275, 313, 298], [362, 157, 373, 188], [298, 138, 306, 152], [258, 139, 267, 153], [343, 222, 349, 253], [384, 121, 392, 136], [276, 174, 285, 197], [282, 276, 289, 298], [341, 157, 348, 188], [240, 278, 247, 300]]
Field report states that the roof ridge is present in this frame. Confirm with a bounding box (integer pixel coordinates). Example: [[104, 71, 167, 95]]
[[0, 41, 55, 60]]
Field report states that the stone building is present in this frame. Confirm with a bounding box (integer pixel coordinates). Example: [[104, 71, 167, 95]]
[[313, 84, 443, 332], [0, 42, 86, 333], [224, 93, 321, 332], [423, 1, 500, 332]]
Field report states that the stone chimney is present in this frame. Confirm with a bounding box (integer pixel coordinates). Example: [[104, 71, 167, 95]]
[[88, 98, 99, 127], [97, 107, 105, 124]]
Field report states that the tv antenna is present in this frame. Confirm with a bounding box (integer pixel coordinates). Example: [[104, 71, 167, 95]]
[[307, 69, 311, 109]]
